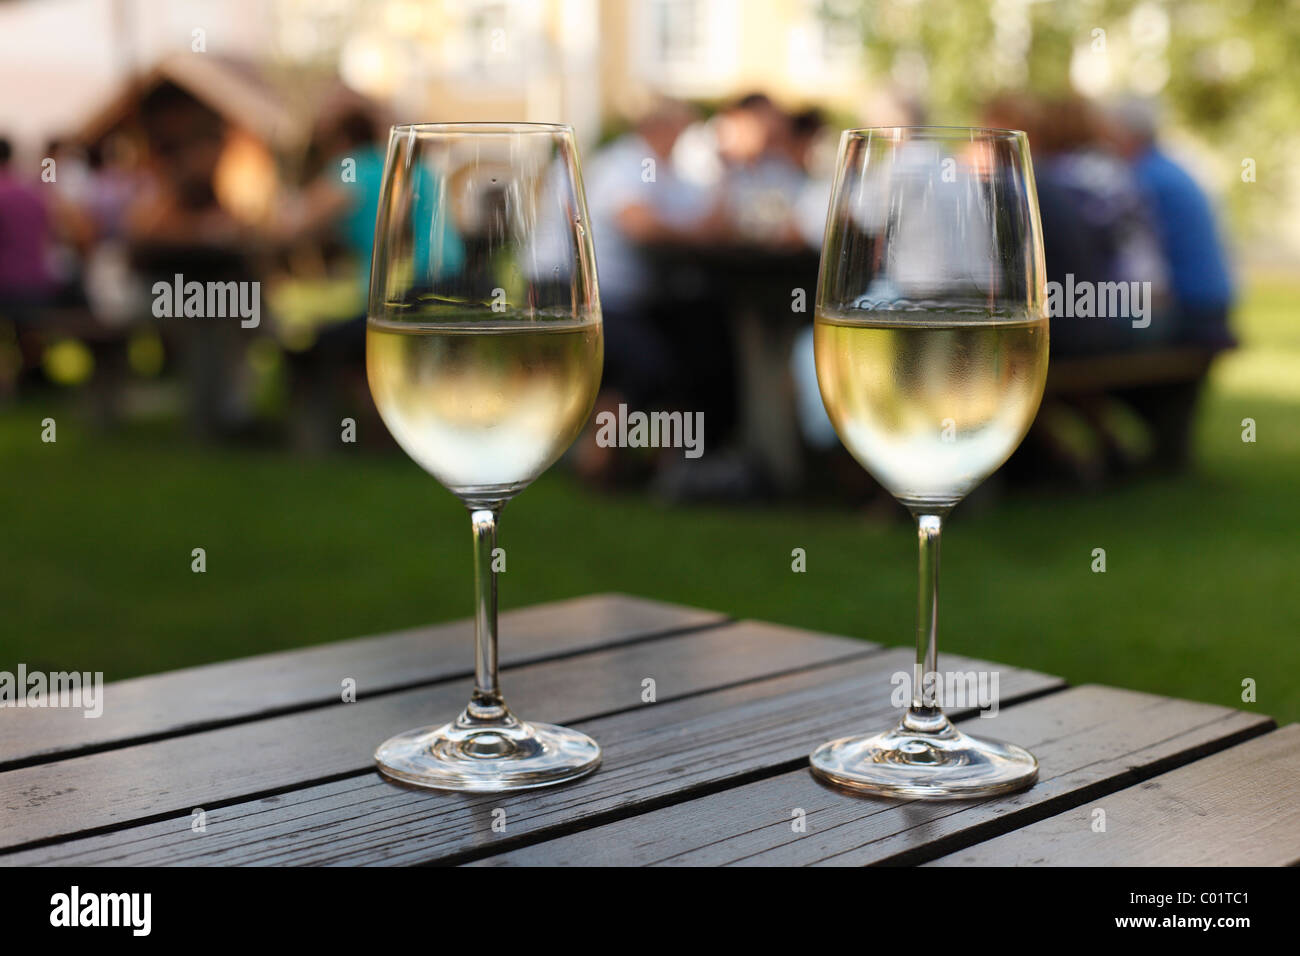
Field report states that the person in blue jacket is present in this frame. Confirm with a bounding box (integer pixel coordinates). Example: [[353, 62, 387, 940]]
[[1109, 97, 1235, 350]]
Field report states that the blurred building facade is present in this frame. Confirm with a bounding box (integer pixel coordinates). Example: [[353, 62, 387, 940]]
[[1, 0, 1295, 257], [284, 0, 868, 144], [1, 0, 867, 153]]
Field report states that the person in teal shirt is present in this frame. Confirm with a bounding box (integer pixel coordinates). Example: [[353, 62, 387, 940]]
[[333, 141, 466, 295], [279, 111, 466, 448], [283, 109, 465, 305]]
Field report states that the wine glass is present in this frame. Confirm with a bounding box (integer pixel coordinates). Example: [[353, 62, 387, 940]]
[[810, 127, 1048, 798], [367, 123, 602, 791]]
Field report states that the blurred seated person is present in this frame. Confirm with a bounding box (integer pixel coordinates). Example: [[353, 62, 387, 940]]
[[984, 94, 1169, 356], [78, 139, 152, 330], [40, 139, 97, 302], [0, 137, 56, 390], [574, 101, 732, 484], [1107, 97, 1235, 350], [272, 109, 464, 449], [588, 101, 726, 250], [275, 108, 465, 316], [982, 94, 1097, 315], [583, 101, 725, 400], [788, 108, 837, 249], [984, 96, 1200, 480], [715, 93, 807, 245], [0, 137, 56, 314], [786, 108, 828, 175], [124, 112, 263, 437]]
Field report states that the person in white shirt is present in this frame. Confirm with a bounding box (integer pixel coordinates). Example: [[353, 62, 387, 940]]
[[585, 102, 722, 317], [570, 102, 727, 484]]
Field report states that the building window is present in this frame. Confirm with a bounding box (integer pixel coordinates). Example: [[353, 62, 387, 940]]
[[789, 0, 862, 86], [634, 0, 739, 96]]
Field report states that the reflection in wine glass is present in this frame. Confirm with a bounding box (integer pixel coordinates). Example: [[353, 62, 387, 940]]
[[811, 127, 1048, 798], [367, 124, 603, 792]]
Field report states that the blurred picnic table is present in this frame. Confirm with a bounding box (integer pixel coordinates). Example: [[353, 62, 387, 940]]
[[640, 239, 820, 494], [637, 237, 1228, 494]]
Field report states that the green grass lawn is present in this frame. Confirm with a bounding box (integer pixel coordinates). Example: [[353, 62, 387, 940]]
[[2, 278, 1297, 724]]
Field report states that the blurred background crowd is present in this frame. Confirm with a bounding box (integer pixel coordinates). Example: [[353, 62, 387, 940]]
[[0, 75, 1244, 496], [1, 0, 1297, 720]]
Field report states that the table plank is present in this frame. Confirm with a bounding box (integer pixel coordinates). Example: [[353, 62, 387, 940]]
[[0, 618, 872, 856], [4, 647, 1060, 865], [470, 686, 1272, 866], [926, 723, 1300, 867], [0, 593, 726, 769]]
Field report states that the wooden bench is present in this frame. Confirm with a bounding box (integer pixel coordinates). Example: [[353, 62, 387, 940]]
[[1046, 346, 1217, 394], [0, 303, 137, 423], [1043, 345, 1224, 471], [2, 593, 1293, 867]]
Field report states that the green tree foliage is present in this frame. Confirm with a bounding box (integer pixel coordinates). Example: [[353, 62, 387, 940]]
[[845, 0, 1299, 240]]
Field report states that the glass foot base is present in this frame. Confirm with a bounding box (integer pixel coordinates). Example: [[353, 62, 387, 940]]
[[810, 714, 1037, 799], [375, 710, 601, 793]]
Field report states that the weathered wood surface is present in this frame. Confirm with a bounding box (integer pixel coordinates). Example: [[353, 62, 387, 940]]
[[926, 723, 1300, 867], [0, 617, 875, 857], [0, 593, 725, 769], [5, 649, 1059, 865], [3, 594, 1288, 868], [471, 685, 1271, 866]]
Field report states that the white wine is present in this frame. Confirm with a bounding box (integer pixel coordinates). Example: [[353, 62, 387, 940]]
[[814, 309, 1047, 511], [367, 313, 602, 502]]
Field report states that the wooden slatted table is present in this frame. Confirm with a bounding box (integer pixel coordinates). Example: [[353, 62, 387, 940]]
[[3, 594, 1294, 867]]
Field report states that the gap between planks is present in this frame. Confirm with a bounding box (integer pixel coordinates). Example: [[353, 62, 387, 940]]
[[465, 687, 1274, 868], [437, 682, 1068, 867], [0, 597, 733, 773], [0, 623, 886, 859], [10, 654, 1064, 866]]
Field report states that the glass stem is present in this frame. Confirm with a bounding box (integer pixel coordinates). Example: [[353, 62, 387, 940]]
[[468, 506, 506, 721], [905, 513, 946, 733]]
